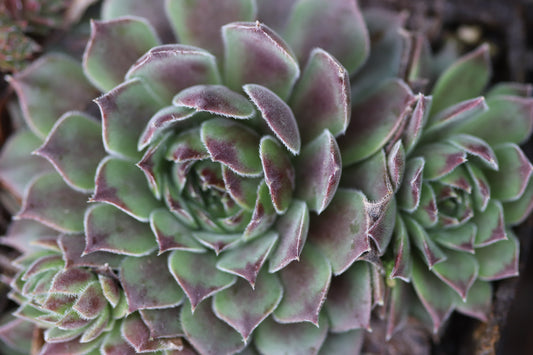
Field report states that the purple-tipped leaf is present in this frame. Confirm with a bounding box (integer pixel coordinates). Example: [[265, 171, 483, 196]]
[[289, 48, 350, 143], [411, 183, 438, 228], [391, 216, 412, 281], [473, 200, 507, 247], [72, 282, 107, 319], [98, 275, 121, 308], [284, 0, 369, 74], [59, 234, 124, 269], [255, 313, 329, 355], [477, 231, 519, 281], [165, 0, 256, 58], [174, 85, 255, 119], [35, 112, 105, 193], [8, 54, 98, 139], [95, 78, 164, 160], [455, 280, 492, 322], [192, 232, 241, 255], [448, 134, 498, 170], [122, 313, 182, 352], [120, 254, 184, 312], [274, 244, 331, 325], [49, 268, 95, 294], [325, 261, 372, 332], [84, 204, 158, 256], [244, 83, 301, 154], [318, 330, 364, 355], [150, 209, 204, 253], [222, 166, 260, 211], [309, 188, 370, 275], [126, 44, 221, 103], [431, 223, 476, 254], [402, 95, 432, 154], [295, 130, 341, 213], [138, 106, 196, 150], [416, 142, 466, 180], [387, 141, 406, 192], [100, 323, 136, 355], [181, 301, 245, 355], [39, 336, 100, 355], [216, 232, 277, 287], [404, 216, 446, 268], [503, 176, 533, 225], [168, 250, 235, 310], [269, 199, 309, 272], [223, 22, 300, 100], [213, 271, 283, 341], [0, 130, 53, 198], [432, 250, 479, 300], [398, 157, 425, 212], [139, 307, 183, 339], [339, 79, 415, 165], [83, 17, 161, 92], [18, 172, 87, 233], [92, 157, 162, 222], [425, 97, 488, 136], [244, 181, 277, 238], [429, 44, 491, 116], [0, 317, 34, 354]]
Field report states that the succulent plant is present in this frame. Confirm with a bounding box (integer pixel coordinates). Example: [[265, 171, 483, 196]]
[[0, 0, 532, 354]]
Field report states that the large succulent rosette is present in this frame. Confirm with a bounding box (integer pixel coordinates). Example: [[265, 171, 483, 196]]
[[0, 0, 378, 354]]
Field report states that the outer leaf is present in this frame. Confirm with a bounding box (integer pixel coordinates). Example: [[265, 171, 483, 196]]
[[18, 172, 87, 233], [503, 176, 533, 225], [473, 200, 506, 247], [289, 48, 350, 143], [8, 54, 98, 139], [122, 313, 182, 352], [455, 280, 492, 322], [284, 0, 369, 74], [255, 313, 328, 355], [120, 254, 184, 312], [244, 83, 301, 154], [425, 97, 488, 136], [308, 189, 369, 275], [95, 78, 164, 160], [477, 231, 519, 281], [431, 223, 476, 254], [0, 130, 52, 198], [223, 22, 300, 100], [1, 220, 57, 254], [255, 0, 296, 33], [213, 271, 283, 341], [100, 322, 136, 355], [429, 44, 491, 116], [165, 0, 256, 58], [83, 17, 161, 92], [168, 250, 235, 310], [318, 329, 364, 355], [181, 301, 245, 355], [126, 44, 221, 103], [294, 130, 341, 213], [432, 250, 479, 300], [274, 244, 331, 325], [59, 234, 124, 269], [339, 79, 415, 165], [269, 200, 309, 272], [84, 204, 158, 256], [39, 336, 100, 355], [150, 209, 204, 253], [35, 112, 105, 193], [325, 261, 372, 332], [139, 307, 183, 338]]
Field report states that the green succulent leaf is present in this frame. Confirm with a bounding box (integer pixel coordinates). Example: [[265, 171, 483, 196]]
[[473, 200, 507, 247], [477, 230, 519, 281], [391, 216, 412, 281], [404, 216, 446, 268], [503, 177, 533, 225], [150, 208, 205, 253], [431, 223, 476, 254], [244, 180, 277, 238], [432, 250, 479, 300], [318, 329, 364, 355], [139, 307, 184, 339], [455, 280, 492, 322], [83, 17, 161, 92], [402, 95, 432, 154], [122, 313, 182, 352], [416, 142, 467, 181]]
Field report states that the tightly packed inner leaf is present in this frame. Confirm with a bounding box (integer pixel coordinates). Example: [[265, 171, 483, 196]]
[[0, 0, 532, 354]]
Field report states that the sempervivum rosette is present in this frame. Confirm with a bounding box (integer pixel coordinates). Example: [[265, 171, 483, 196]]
[[340, 19, 533, 337], [0, 0, 379, 354]]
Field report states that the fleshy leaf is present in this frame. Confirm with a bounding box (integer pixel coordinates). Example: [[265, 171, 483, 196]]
[[455, 280, 492, 321], [255, 313, 328, 355], [431, 223, 476, 254], [100, 321, 135, 355], [122, 313, 182, 353], [485, 144, 533, 202], [138, 106, 196, 150], [39, 336, 100, 355], [289, 48, 350, 143], [222, 166, 260, 211], [416, 142, 466, 180], [165, 0, 256, 58], [473, 200, 507, 247], [59, 234, 124, 269], [201, 118, 262, 176], [0, 317, 34, 354], [387, 141, 406, 192], [269, 200, 309, 272], [429, 44, 491, 116], [425, 97, 488, 136], [223, 21, 300, 100], [255, 0, 296, 33], [318, 329, 364, 355], [447, 134, 498, 170], [411, 183, 438, 228], [126, 44, 221, 103], [0, 130, 52, 198], [243, 180, 277, 238], [411, 258, 456, 332], [402, 95, 432, 154], [432, 250, 479, 299], [95, 78, 164, 160], [181, 301, 245, 355], [213, 270, 283, 341], [83, 17, 161, 92], [136, 136, 167, 199], [487, 82, 533, 98], [477, 231, 519, 280], [18, 172, 87, 233], [174, 85, 255, 119], [503, 176, 533, 225], [398, 157, 425, 212], [35, 112, 105, 192], [391, 216, 412, 281], [98, 274, 121, 308], [192, 232, 241, 255], [339, 79, 415, 165], [216, 232, 278, 287], [244, 83, 301, 154], [168, 250, 235, 310], [150, 209, 204, 253], [404, 216, 446, 268], [92, 157, 162, 222], [274, 244, 331, 325], [8, 54, 98, 139], [84, 204, 158, 256], [308, 189, 369, 275], [325, 261, 372, 332], [49, 268, 95, 294], [73, 282, 107, 319], [259, 136, 295, 213], [295, 130, 341, 213], [120, 254, 184, 312], [466, 164, 491, 212], [284, 0, 369, 74], [139, 307, 183, 338]]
